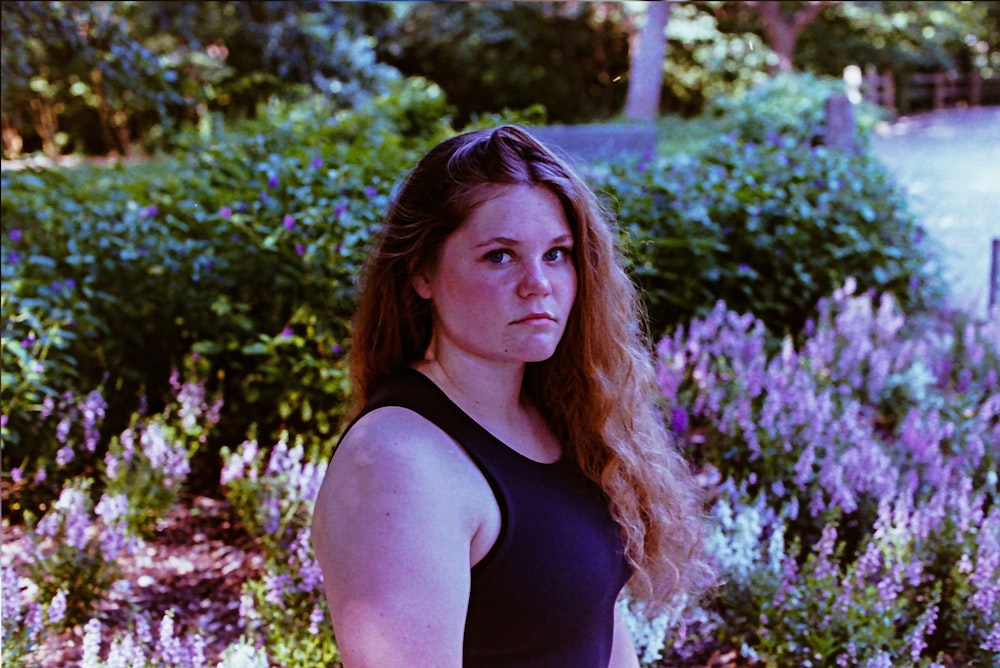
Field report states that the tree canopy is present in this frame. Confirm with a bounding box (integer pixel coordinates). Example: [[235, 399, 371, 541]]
[[2, 1, 997, 158]]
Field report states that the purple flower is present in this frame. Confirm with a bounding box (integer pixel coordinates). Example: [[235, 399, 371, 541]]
[[263, 573, 293, 605], [295, 242, 305, 257], [82, 618, 102, 666], [6, 251, 19, 265], [10, 466, 21, 483], [282, 214, 295, 230], [268, 174, 280, 189], [670, 406, 689, 435], [1, 566, 22, 629], [56, 445, 74, 466], [364, 185, 377, 199], [8, 229, 22, 242], [157, 613, 185, 666], [309, 605, 325, 635], [331, 343, 343, 355], [281, 327, 293, 338], [219, 206, 232, 219], [140, 205, 158, 218], [232, 234, 242, 243], [335, 202, 347, 217], [46, 589, 67, 626], [65, 278, 76, 290], [1, 414, 7, 428], [259, 191, 270, 204], [311, 156, 323, 169]]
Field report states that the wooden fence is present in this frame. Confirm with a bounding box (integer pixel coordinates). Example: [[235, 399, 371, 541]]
[[861, 66, 993, 112]]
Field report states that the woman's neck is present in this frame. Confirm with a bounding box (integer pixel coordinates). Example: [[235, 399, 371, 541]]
[[413, 354, 527, 424]]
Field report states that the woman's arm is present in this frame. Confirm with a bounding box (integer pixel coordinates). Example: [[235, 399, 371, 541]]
[[609, 601, 641, 668], [311, 408, 483, 667]]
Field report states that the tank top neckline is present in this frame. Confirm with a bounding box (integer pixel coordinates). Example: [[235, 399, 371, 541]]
[[401, 367, 566, 469]]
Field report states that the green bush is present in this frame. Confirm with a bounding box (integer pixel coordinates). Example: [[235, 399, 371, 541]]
[[706, 71, 886, 148], [0, 77, 454, 479], [597, 133, 943, 339]]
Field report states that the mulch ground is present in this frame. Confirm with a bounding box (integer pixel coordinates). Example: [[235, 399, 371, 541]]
[[2, 494, 262, 665]]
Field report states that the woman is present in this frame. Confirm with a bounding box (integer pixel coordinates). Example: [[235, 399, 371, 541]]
[[312, 125, 710, 667]]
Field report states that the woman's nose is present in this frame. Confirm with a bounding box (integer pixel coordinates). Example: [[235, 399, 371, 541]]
[[517, 260, 552, 297]]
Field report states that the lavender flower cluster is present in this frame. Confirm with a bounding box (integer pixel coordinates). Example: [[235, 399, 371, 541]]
[[218, 434, 335, 664], [2, 363, 222, 665], [632, 280, 1000, 665]]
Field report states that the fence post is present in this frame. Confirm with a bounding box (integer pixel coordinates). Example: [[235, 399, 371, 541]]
[[884, 70, 896, 111], [825, 93, 856, 152], [991, 238, 999, 312], [863, 65, 878, 105], [934, 72, 945, 109]]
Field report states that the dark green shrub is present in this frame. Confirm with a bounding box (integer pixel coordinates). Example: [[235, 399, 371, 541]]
[[597, 135, 944, 338], [379, 1, 630, 124]]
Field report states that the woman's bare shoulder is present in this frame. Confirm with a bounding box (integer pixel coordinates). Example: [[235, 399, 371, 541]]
[[333, 406, 467, 476], [316, 405, 487, 532]]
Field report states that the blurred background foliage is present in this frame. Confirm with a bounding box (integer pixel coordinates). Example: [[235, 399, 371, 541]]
[[2, 1, 999, 159]]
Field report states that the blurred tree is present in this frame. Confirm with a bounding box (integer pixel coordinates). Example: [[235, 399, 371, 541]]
[[747, 0, 827, 72], [796, 1, 1000, 74], [1, 1, 183, 157], [662, 2, 775, 115], [377, 1, 631, 125], [1, 1, 397, 158], [708, 1, 998, 78], [624, 0, 672, 122]]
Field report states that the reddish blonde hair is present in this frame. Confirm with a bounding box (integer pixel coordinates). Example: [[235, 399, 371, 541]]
[[348, 125, 711, 610]]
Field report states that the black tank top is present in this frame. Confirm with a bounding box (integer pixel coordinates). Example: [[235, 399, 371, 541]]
[[344, 369, 632, 667]]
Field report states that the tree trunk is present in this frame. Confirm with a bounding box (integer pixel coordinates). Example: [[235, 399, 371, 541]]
[[1, 116, 24, 159], [624, 0, 671, 122], [753, 1, 826, 73]]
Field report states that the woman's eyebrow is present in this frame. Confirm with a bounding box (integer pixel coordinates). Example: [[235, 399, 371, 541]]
[[474, 234, 573, 249], [474, 236, 519, 248]]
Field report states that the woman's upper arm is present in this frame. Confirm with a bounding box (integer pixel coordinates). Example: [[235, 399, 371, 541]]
[[609, 599, 640, 668], [311, 409, 474, 668]]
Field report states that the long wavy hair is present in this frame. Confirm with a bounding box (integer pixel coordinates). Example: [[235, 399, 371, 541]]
[[348, 125, 711, 611]]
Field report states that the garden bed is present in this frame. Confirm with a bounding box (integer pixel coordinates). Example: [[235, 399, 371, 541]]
[[2, 495, 260, 665]]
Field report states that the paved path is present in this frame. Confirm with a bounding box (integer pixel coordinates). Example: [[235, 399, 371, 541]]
[[871, 106, 1000, 318]]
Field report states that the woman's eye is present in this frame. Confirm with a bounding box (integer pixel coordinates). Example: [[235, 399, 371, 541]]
[[544, 247, 572, 262], [484, 249, 512, 264]]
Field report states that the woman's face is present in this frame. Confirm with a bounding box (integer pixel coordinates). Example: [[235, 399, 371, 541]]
[[413, 184, 577, 369]]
